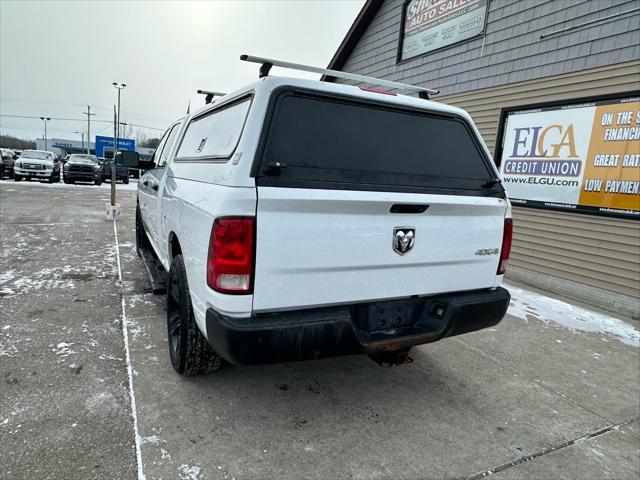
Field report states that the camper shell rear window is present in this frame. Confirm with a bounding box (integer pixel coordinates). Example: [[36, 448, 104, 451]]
[[253, 88, 503, 197]]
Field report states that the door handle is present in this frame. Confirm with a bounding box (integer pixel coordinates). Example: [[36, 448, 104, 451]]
[[390, 204, 429, 214]]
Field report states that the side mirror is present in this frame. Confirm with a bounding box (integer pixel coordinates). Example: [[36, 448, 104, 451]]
[[13, 155, 18, 160], [115, 150, 155, 171]]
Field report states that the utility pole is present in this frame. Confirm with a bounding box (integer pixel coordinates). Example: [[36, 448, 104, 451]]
[[82, 106, 95, 155], [112, 83, 126, 208], [113, 105, 117, 205], [40, 117, 51, 150]]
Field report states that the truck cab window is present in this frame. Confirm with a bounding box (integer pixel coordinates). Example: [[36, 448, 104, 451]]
[[157, 125, 179, 168]]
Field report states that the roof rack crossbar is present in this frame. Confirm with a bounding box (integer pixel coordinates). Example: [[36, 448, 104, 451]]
[[240, 54, 439, 97], [197, 89, 227, 105]]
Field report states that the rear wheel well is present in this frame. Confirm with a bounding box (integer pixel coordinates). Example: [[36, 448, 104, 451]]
[[169, 233, 182, 260]]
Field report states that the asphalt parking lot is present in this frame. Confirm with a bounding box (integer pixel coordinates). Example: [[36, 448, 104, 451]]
[[1, 182, 639, 480]]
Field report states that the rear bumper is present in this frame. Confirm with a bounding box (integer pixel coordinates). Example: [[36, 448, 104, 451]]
[[205, 287, 510, 365]]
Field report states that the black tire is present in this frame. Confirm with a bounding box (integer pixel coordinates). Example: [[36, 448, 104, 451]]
[[48, 174, 56, 184], [166, 255, 221, 375], [14, 175, 21, 182], [135, 205, 150, 256], [123, 177, 129, 184], [0, 167, 4, 179], [94, 178, 102, 186]]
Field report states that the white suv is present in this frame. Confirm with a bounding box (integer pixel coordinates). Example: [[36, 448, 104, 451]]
[[133, 69, 512, 374]]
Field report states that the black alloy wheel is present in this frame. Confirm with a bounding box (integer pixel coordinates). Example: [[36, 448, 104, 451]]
[[166, 254, 221, 375]]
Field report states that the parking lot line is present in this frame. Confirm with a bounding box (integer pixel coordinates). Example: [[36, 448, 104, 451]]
[[113, 217, 146, 480]]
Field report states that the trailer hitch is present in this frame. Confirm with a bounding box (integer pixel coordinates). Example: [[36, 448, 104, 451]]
[[368, 349, 413, 367]]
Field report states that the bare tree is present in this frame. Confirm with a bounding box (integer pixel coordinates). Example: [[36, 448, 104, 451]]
[[0, 135, 36, 150], [120, 123, 134, 139], [136, 129, 148, 146], [140, 137, 161, 148]]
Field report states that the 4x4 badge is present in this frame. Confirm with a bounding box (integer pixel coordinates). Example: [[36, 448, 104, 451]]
[[393, 227, 415, 255]]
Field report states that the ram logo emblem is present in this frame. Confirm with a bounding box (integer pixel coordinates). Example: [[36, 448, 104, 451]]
[[393, 228, 415, 255]]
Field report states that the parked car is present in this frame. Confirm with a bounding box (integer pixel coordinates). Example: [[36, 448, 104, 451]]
[[13, 150, 61, 183], [100, 157, 129, 184], [0, 148, 17, 178], [130, 70, 512, 375], [63, 154, 102, 185]]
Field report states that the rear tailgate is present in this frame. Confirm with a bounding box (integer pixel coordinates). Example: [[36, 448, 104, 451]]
[[251, 88, 507, 312]]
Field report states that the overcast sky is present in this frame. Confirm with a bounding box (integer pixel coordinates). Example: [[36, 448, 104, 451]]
[[0, 0, 364, 143]]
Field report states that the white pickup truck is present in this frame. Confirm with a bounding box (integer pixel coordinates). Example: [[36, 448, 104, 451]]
[[131, 59, 512, 375]]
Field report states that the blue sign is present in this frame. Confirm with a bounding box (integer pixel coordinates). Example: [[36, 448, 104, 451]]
[[95, 136, 135, 158]]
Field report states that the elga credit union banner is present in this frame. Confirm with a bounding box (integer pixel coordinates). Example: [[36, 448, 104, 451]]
[[400, 0, 487, 61], [499, 97, 640, 219]]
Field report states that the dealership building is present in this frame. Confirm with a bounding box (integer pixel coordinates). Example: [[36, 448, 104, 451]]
[[35, 136, 155, 160], [327, 0, 639, 317]]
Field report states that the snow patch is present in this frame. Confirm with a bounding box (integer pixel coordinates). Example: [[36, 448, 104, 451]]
[[0, 258, 117, 297], [0, 343, 18, 357], [55, 342, 75, 357], [84, 392, 120, 413], [178, 464, 202, 480], [127, 317, 145, 339], [98, 354, 123, 361], [126, 294, 155, 308], [142, 435, 163, 445], [0, 270, 15, 285], [505, 283, 639, 347], [0, 179, 137, 191]]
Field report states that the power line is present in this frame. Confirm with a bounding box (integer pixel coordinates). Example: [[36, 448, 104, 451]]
[[1, 98, 174, 123], [0, 114, 166, 131]]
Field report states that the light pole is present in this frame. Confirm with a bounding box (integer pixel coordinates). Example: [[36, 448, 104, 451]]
[[40, 117, 51, 151], [111, 82, 126, 207], [74, 131, 85, 151]]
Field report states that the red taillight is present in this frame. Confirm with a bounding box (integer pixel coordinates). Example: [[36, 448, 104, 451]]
[[497, 218, 513, 275], [207, 217, 254, 294]]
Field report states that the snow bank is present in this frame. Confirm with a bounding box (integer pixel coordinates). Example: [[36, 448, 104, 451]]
[[0, 179, 137, 191], [505, 283, 639, 347]]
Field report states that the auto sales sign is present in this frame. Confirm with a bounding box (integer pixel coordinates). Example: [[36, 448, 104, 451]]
[[499, 96, 640, 219], [400, 0, 487, 61]]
